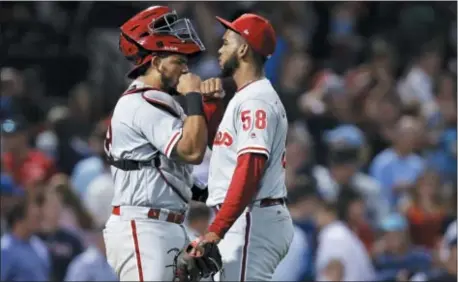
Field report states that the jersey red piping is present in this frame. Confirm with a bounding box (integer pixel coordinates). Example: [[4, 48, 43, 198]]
[[240, 211, 251, 282], [130, 220, 144, 282]]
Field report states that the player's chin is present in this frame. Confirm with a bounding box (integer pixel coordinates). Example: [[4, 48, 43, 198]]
[[220, 67, 233, 78], [169, 78, 180, 90], [218, 58, 226, 69]]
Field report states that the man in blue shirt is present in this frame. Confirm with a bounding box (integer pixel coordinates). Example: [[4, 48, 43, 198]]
[[1, 194, 51, 281], [425, 128, 457, 183], [373, 213, 432, 281], [370, 116, 425, 209], [275, 185, 319, 281]]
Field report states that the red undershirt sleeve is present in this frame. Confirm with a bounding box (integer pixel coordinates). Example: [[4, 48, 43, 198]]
[[207, 153, 267, 238], [203, 99, 225, 147]]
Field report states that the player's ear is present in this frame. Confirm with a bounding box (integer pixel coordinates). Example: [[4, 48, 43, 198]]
[[237, 43, 249, 60], [150, 55, 162, 70]]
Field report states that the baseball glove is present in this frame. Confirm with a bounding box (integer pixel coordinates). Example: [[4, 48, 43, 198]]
[[173, 241, 223, 282]]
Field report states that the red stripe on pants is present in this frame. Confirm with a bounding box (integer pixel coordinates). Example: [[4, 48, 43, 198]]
[[130, 220, 144, 281], [240, 212, 251, 282]]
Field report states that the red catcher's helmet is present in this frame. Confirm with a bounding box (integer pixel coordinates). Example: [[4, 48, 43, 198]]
[[119, 6, 205, 79]]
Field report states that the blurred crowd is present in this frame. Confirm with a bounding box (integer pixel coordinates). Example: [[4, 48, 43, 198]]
[[1, 1, 457, 282]]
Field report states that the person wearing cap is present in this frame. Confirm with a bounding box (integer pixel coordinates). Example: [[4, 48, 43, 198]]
[[313, 124, 389, 223], [1, 116, 56, 191], [190, 13, 294, 281], [373, 213, 433, 282]]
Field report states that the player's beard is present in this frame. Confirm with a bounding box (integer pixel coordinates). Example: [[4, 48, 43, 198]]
[[160, 71, 178, 95], [220, 51, 240, 78]]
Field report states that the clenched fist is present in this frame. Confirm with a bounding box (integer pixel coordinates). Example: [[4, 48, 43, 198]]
[[200, 78, 225, 100], [177, 73, 202, 95]]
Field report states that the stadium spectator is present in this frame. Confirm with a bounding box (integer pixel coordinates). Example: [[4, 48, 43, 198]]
[[53, 82, 97, 175], [50, 174, 94, 234], [369, 116, 426, 210], [1, 116, 56, 191], [1, 193, 51, 281], [313, 197, 375, 281], [410, 222, 456, 282], [65, 167, 117, 281], [425, 125, 457, 184], [0, 68, 46, 132], [37, 180, 84, 282], [277, 51, 313, 122], [314, 125, 388, 222], [397, 43, 443, 120], [274, 186, 317, 281], [0, 173, 24, 212], [439, 220, 457, 267], [35, 105, 71, 161], [373, 213, 432, 281], [71, 119, 110, 198], [401, 170, 447, 250], [336, 189, 375, 253]]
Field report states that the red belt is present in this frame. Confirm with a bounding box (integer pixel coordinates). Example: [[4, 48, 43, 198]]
[[112, 206, 185, 224], [212, 197, 286, 212]]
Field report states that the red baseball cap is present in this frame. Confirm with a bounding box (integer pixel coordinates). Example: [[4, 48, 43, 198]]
[[216, 13, 276, 58]]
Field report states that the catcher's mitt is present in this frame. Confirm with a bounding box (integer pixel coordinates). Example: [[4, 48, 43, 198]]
[[173, 241, 223, 282]]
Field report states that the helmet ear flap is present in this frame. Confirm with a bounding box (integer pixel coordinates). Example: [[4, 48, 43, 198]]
[[119, 32, 151, 65]]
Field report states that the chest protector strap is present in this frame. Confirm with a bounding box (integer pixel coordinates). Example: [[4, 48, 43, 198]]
[[107, 87, 189, 204]]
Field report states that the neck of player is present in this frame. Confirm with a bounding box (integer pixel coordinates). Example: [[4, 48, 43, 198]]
[[138, 72, 163, 90], [233, 62, 264, 91]]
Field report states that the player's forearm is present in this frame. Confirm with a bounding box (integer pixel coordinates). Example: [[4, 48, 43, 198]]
[[208, 153, 266, 238], [177, 116, 208, 164], [176, 93, 208, 164]]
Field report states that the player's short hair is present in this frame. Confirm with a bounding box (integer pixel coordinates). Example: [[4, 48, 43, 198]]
[[316, 194, 338, 215], [129, 51, 177, 79], [187, 202, 211, 222], [287, 181, 319, 205], [320, 200, 338, 215], [6, 192, 44, 229], [336, 188, 364, 222], [251, 48, 268, 70]]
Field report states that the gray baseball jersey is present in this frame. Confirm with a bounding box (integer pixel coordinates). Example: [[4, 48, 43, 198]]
[[207, 78, 288, 206], [105, 80, 193, 212]]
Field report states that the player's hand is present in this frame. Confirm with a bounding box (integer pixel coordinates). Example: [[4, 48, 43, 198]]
[[200, 78, 225, 100], [189, 232, 221, 257], [177, 73, 202, 95]]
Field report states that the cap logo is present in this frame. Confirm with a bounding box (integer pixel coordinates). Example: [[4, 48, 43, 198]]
[[2, 120, 16, 133]]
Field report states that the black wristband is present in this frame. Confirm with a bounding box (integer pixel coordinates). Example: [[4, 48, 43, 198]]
[[185, 92, 204, 116]]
